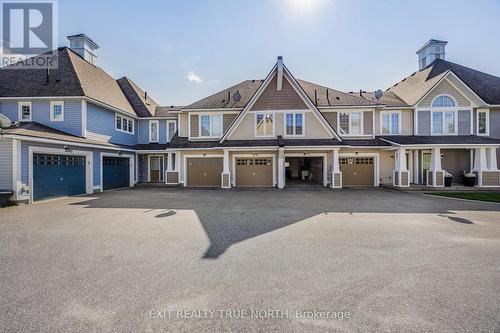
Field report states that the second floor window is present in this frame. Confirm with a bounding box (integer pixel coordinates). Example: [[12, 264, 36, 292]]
[[18, 101, 32, 121], [285, 112, 304, 136], [149, 120, 159, 142], [255, 112, 274, 136], [339, 112, 361, 135], [477, 110, 489, 135], [50, 101, 64, 121], [381, 111, 400, 135], [116, 114, 134, 134], [432, 111, 455, 134], [167, 120, 177, 142], [200, 114, 222, 137]]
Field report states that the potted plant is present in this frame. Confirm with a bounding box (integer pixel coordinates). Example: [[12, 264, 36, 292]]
[[463, 173, 476, 187], [444, 171, 453, 187]]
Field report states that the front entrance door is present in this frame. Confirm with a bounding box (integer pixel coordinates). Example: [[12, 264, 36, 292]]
[[149, 156, 163, 182]]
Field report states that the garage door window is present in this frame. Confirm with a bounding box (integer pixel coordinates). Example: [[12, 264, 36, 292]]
[[340, 157, 373, 165], [236, 158, 272, 166]]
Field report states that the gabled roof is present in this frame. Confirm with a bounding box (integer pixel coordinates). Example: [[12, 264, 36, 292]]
[[117, 76, 160, 117], [297, 80, 381, 107], [0, 47, 136, 115], [354, 91, 409, 107], [388, 58, 500, 106], [185, 80, 264, 109], [154, 105, 183, 117]]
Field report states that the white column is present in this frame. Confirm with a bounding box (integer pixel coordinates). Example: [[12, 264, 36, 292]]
[[393, 147, 409, 187], [331, 148, 341, 188], [413, 150, 419, 184], [395, 147, 407, 171], [473, 147, 487, 171], [430, 147, 441, 171], [223, 150, 230, 173], [166, 152, 173, 172], [221, 149, 231, 188], [486, 148, 498, 170], [277, 148, 285, 189]]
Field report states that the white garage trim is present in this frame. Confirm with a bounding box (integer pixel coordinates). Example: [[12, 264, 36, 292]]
[[28, 146, 93, 203], [100, 152, 135, 192], [284, 152, 328, 187], [232, 153, 276, 187], [339, 152, 380, 186], [183, 154, 223, 187]]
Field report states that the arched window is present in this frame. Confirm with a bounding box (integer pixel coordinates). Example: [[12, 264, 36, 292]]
[[432, 95, 455, 108]]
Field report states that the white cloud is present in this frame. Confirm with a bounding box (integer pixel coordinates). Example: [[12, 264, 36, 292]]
[[185, 71, 203, 83]]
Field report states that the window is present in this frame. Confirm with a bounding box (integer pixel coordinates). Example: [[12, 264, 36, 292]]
[[338, 112, 362, 135], [115, 114, 134, 134], [149, 120, 159, 142], [285, 112, 304, 136], [477, 110, 489, 135], [432, 111, 455, 134], [432, 95, 455, 108], [18, 101, 32, 121], [199, 114, 222, 137], [167, 120, 177, 142], [50, 101, 64, 121], [255, 112, 274, 137], [381, 111, 400, 135]]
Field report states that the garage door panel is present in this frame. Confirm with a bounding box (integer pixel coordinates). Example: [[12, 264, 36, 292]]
[[235, 158, 273, 187], [103, 157, 130, 190], [33, 154, 86, 201], [340, 157, 374, 186], [187, 158, 222, 187]]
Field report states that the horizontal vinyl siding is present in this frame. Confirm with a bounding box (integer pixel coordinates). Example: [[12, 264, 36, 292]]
[[190, 115, 199, 137], [0, 139, 13, 190], [418, 111, 431, 135], [418, 80, 471, 108], [223, 114, 237, 133], [138, 120, 149, 143], [32, 99, 82, 136], [87, 103, 137, 146], [0, 101, 18, 121], [363, 111, 373, 135], [458, 110, 471, 135]]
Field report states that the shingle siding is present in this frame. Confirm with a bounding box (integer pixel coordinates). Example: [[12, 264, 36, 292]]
[[87, 102, 137, 146], [0, 139, 13, 190], [251, 75, 307, 111]]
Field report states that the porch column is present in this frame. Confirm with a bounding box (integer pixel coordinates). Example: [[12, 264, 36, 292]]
[[165, 151, 180, 184], [473, 147, 500, 187], [486, 148, 498, 170], [331, 148, 342, 188], [221, 149, 231, 188], [413, 150, 419, 184], [277, 147, 285, 189], [427, 147, 444, 187], [393, 147, 409, 187]]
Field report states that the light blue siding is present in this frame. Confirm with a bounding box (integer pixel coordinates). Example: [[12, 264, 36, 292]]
[[458, 110, 470, 135], [32, 100, 82, 136], [87, 103, 138, 146], [137, 119, 167, 144], [0, 101, 19, 122], [0, 139, 13, 190], [418, 111, 431, 135], [159, 120, 167, 144]]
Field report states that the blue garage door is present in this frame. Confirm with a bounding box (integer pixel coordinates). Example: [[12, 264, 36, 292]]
[[33, 154, 86, 201], [103, 157, 130, 190]]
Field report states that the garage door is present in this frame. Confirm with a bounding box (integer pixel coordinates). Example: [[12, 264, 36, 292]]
[[33, 153, 86, 201], [235, 158, 273, 187], [186, 158, 222, 187], [103, 157, 130, 190], [340, 157, 374, 186]]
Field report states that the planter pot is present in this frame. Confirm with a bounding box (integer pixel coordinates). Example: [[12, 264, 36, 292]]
[[444, 176, 453, 187], [463, 177, 476, 187], [0, 190, 13, 208]]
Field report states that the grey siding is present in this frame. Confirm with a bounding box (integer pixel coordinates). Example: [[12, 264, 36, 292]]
[[363, 111, 373, 135], [0, 139, 13, 190], [418, 111, 431, 135], [418, 80, 471, 108], [490, 109, 500, 139], [321, 111, 337, 129], [190, 114, 199, 137], [458, 110, 471, 135]]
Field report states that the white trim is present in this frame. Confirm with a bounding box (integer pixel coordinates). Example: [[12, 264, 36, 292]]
[[183, 154, 224, 187], [284, 152, 328, 187], [81, 100, 87, 138], [283, 111, 305, 137], [18, 101, 32, 121], [148, 155, 164, 182], [380, 110, 402, 135], [28, 146, 93, 203], [115, 113, 135, 135], [476, 109, 489, 136], [49, 101, 64, 121], [337, 110, 364, 136], [339, 152, 380, 186], [149, 120, 159, 143], [232, 153, 276, 187], [182, 108, 243, 112], [11, 139, 22, 200], [166, 120, 177, 142], [100, 152, 135, 191], [430, 108, 458, 135], [198, 113, 223, 139], [254, 111, 276, 137]]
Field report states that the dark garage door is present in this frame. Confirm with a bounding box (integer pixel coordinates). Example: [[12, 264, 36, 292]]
[[103, 157, 130, 190], [235, 158, 273, 187], [340, 157, 374, 186], [33, 153, 86, 201], [186, 158, 222, 187]]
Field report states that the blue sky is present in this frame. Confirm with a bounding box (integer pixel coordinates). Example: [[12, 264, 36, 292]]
[[59, 0, 500, 106]]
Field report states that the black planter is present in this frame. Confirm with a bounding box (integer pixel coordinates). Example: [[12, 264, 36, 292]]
[[463, 176, 476, 187], [0, 190, 13, 208], [444, 176, 453, 187]]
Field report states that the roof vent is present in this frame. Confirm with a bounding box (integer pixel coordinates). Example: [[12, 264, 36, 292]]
[[233, 90, 241, 103]]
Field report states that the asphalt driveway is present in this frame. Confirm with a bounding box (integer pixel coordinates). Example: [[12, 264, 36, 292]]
[[1, 187, 499, 332]]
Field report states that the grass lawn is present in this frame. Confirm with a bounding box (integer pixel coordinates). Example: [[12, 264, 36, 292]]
[[426, 192, 500, 203]]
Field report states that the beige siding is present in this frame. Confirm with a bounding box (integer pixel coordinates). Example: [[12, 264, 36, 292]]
[[179, 113, 188, 137], [418, 79, 471, 108], [227, 113, 254, 140], [223, 113, 237, 133], [363, 111, 373, 135], [379, 150, 394, 184], [321, 111, 337, 129], [190, 114, 199, 137], [303, 112, 330, 138], [251, 75, 307, 111]]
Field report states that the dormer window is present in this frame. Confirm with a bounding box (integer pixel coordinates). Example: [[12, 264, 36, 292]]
[[18, 101, 32, 121]]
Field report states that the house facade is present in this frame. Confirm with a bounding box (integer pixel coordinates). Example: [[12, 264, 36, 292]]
[[1, 36, 499, 202]]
